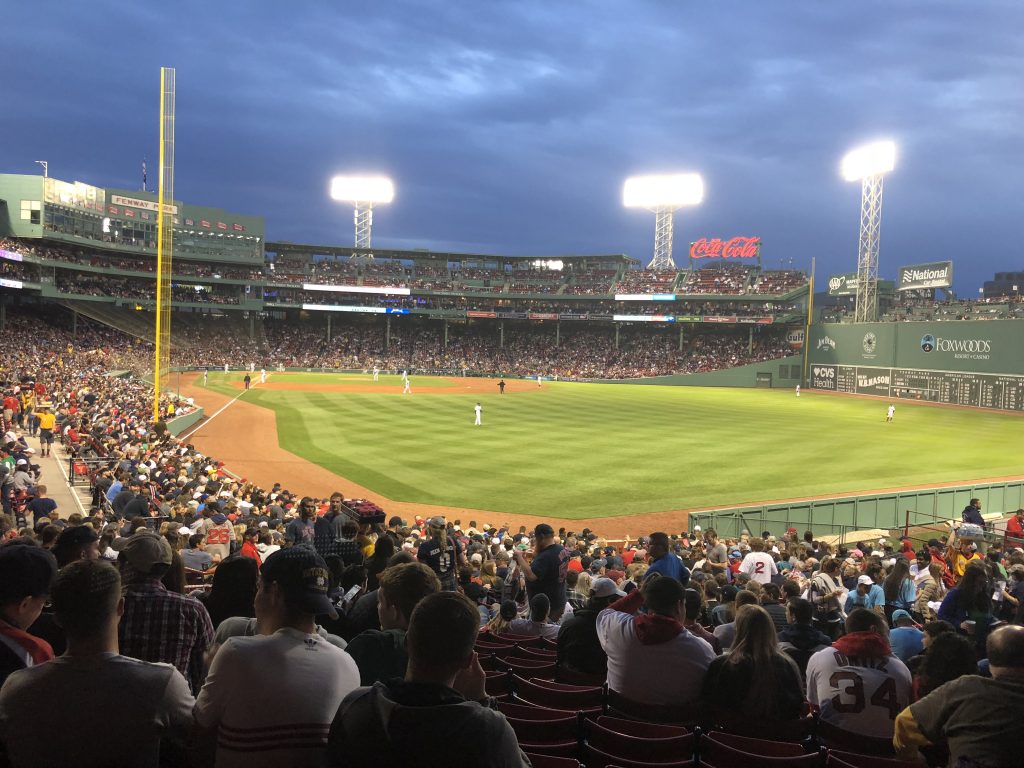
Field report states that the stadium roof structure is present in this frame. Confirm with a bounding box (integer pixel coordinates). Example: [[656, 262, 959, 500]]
[[266, 241, 640, 267]]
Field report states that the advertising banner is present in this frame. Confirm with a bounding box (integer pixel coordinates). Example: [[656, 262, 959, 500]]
[[810, 364, 837, 390], [689, 237, 760, 259], [827, 273, 859, 296], [467, 311, 496, 319], [528, 312, 559, 320], [854, 366, 892, 396], [897, 261, 953, 291], [302, 284, 411, 296], [786, 328, 805, 349], [704, 316, 737, 323], [612, 315, 674, 322], [614, 293, 675, 301], [300, 304, 385, 314]]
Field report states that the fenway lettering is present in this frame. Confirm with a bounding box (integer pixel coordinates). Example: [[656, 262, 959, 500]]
[[689, 236, 761, 259]]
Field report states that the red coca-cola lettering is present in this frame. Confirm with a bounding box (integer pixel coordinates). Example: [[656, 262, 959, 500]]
[[689, 236, 761, 259]]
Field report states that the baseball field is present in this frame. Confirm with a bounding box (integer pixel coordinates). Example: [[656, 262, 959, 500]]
[[189, 372, 1024, 522]]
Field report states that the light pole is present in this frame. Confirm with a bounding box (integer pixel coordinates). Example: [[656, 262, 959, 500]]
[[34, 160, 48, 178], [623, 174, 704, 270], [329, 176, 395, 258], [842, 140, 896, 323]]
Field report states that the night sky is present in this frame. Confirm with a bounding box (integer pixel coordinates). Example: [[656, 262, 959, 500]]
[[4, 1, 1022, 294]]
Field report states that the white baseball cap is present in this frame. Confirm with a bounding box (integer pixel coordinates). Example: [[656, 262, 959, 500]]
[[857, 575, 874, 586]]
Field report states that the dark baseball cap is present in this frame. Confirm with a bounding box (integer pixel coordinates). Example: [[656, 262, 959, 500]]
[[260, 546, 338, 619], [0, 542, 58, 602]]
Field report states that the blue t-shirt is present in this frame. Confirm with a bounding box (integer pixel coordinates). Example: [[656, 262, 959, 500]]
[[889, 626, 924, 662], [647, 553, 690, 585], [845, 584, 884, 613]]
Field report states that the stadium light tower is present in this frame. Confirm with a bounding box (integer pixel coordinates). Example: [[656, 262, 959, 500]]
[[623, 173, 703, 270], [329, 175, 395, 257], [842, 140, 896, 323]]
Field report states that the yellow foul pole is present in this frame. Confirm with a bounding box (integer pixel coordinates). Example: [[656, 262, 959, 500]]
[[154, 67, 176, 421], [802, 257, 815, 387]]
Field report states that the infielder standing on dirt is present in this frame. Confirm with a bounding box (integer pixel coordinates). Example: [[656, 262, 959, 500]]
[[403, 378, 412, 395], [372, 366, 380, 382]]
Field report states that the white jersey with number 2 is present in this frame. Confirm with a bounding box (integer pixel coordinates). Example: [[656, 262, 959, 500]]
[[806, 646, 911, 738], [739, 552, 778, 584]]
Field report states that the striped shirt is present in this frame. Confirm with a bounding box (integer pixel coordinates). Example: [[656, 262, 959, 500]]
[[119, 579, 214, 694], [194, 627, 360, 768]]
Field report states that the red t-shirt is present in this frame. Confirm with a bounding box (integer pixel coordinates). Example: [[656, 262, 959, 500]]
[[1007, 515, 1024, 538], [240, 541, 263, 566], [567, 557, 583, 573], [621, 550, 636, 567]]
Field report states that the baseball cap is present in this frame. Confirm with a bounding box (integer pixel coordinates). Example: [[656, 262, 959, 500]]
[[0, 542, 58, 601], [211, 513, 227, 525], [534, 523, 554, 537], [15, 459, 26, 466], [589, 558, 607, 572], [729, 549, 742, 559], [591, 577, 626, 599], [850, 549, 864, 559], [857, 575, 874, 586], [427, 516, 445, 528], [606, 569, 625, 583], [388, 516, 404, 527], [260, 547, 338, 619], [891, 609, 919, 626], [112, 533, 173, 573], [470, 553, 482, 564]]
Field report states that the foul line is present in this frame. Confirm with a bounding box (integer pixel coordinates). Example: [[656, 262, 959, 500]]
[[178, 385, 259, 441]]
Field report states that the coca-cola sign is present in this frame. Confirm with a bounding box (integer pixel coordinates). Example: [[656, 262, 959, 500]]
[[689, 236, 761, 259]]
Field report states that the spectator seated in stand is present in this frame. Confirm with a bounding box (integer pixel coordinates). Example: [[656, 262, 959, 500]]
[[326, 591, 529, 767], [557, 576, 624, 677]]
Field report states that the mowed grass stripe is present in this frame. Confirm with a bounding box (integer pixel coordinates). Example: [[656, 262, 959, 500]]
[[213, 377, 1023, 518]]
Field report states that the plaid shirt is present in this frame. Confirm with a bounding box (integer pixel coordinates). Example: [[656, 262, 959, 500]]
[[566, 589, 588, 611], [118, 579, 214, 694]]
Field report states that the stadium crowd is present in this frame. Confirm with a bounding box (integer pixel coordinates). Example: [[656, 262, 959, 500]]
[[0, 309, 1017, 765]]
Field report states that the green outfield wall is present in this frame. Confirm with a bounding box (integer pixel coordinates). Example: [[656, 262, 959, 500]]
[[690, 478, 1024, 540], [807, 319, 1024, 410], [604, 354, 803, 387]]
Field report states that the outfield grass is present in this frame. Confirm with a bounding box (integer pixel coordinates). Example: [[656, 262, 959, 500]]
[[200, 374, 1024, 519]]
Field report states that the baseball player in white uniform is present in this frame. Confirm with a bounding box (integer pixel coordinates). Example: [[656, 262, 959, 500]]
[[796, 384, 801, 397], [474, 403, 482, 426], [372, 366, 380, 382], [402, 370, 408, 382], [403, 378, 412, 395], [260, 368, 266, 384], [223, 363, 229, 373], [202, 368, 208, 385], [886, 404, 895, 422]]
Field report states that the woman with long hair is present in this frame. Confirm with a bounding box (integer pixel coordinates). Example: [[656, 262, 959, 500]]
[[365, 535, 396, 591], [484, 599, 519, 637], [416, 517, 461, 592], [701, 604, 805, 733], [883, 557, 917, 624], [196, 556, 259, 629]]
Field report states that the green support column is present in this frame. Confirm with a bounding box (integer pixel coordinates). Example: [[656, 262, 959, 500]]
[[327, 314, 332, 342], [679, 324, 684, 352], [444, 320, 448, 348], [500, 322, 504, 348], [556, 321, 560, 347], [386, 315, 391, 348], [748, 326, 753, 354], [615, 323, 620, 350]]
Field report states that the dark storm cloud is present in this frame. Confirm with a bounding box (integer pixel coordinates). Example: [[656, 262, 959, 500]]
[[3, 0, 1022, 291]]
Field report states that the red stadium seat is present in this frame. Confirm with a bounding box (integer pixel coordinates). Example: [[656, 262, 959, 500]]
[[605, 688, 697, 726], [513, 675, 603, 711], [584, 744, 694, 768], [540, 636, 559, 650], [522, 753, 581, 768], [816, 719, 895, 756], [698, 737, 823, 768], [485, 670, 510, 697], [512, 645, 558, 661], [505, 713, 579, 745], [703, 731, 805, 758], [556, 667, 606, 687], [826, 750, 921, 768], [498, 700, 576, 720], [586, 719, 693, 763], [476, 641, 515, 660], [504, 658, 557, 679], [595, 716, 688, 740], [494, 633, 546, 648]]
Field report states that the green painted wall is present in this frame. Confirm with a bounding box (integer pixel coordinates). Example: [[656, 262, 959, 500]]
[[690, 479, 1024, 539], [605, 354, 803, 388], [810, 319, 1023, 375], [0, 174, 46, 238]]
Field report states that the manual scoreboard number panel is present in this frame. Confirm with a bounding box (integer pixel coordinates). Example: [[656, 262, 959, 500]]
[[810, 365, 1024, 411]]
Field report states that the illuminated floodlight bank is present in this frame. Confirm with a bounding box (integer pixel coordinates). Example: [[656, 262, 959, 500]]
[[841, 141, 896, 182], [330, 175, 395, 204], [841, 140, 896, 323], [622, 174, 703, 208], [622, 172, 704, 270], [329, 175, 395, 254]]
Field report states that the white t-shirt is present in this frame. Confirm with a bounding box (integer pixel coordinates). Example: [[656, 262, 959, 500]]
[[194, 626, 360, 768], [805, 645, 911, 738], [739, 552, 778, 584], [0, 652, 194, 768]]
